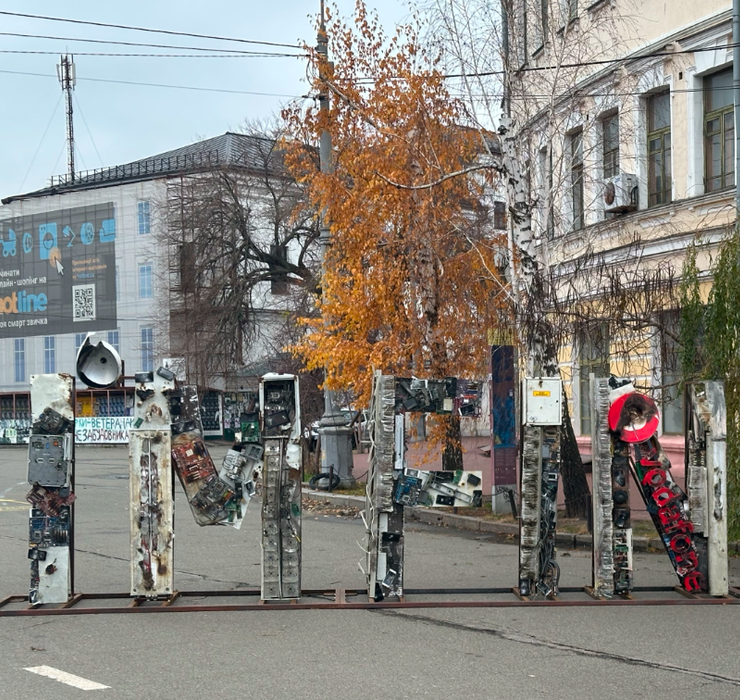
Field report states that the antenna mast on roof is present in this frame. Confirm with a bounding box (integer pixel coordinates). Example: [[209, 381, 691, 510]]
[[56, 55, 76, 184]]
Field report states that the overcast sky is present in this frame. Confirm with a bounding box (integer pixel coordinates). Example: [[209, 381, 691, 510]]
[[0, 1, 410, 199]]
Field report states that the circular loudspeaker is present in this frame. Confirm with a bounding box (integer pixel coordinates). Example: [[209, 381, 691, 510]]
[[608, 391, 660, 443], [76, 334, 122, 389]]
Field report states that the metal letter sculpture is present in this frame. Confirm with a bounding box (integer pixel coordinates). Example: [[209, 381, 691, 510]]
[[27, 373, 76, 605], [129, 369, 175, 597], [364, 372, 483, 601], [170, 384, 261, 529], [590, 379, 728, 597], [518, 378, 563, 599], [259, 374, 302, 600]]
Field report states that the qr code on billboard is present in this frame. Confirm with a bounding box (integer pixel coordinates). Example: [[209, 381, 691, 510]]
[[73, 284, 96, 322]]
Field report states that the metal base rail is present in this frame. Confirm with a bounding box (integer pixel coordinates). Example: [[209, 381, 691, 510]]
[[0, 586, 738, 616]]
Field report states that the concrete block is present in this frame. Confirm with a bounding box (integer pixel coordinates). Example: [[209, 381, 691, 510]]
[[555, 533, 576, 548], [436, 513, 481, 532], [478, 520, 518, 535]]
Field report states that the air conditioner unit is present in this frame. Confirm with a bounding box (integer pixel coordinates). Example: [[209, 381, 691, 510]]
[[603, 173, 637, 213]]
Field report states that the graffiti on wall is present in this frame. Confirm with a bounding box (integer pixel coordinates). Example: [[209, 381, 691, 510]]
[[75, 417, 134, 444]]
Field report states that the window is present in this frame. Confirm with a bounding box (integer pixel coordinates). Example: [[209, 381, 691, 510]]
[[179, 242, 195, 295], [561, 0, 578, 25], [570, 130, 584, 231], [579, 323, 610, 434], [647, 92, 672, 206], [107, 330, 120, 353], [660, 311, 683, 434], [530, 0, 548, 53], [44, 336, 55, 374], [270, 245, 289, 295], [141, 327, 154, 372], [14, 338, 25, 383], [603, 113, 619, 179], [137, 201, 150, 234], [75, 333, 86, 354], [514, 0, 527, 67], [704, 68, 735, 192], [139, 263, 153, 299]]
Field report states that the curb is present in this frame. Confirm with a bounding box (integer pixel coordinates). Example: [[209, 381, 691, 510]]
[[303, 490, 740, 554]]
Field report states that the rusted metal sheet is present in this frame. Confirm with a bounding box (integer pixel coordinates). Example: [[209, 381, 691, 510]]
[[28, 373, 75, 606], [129, 370, 175, 598], [0, 586, 737, 617], [129, 431, 173, 597]]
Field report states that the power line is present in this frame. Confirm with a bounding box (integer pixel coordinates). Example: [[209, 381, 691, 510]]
[[348, 42, 740, 84], [0, 68, 304, 99], [0, 31, 306, 56], [17, 94, 62, 193], [439, 41, 740, 78], [0, 49, 303, 58], [0, 10, 303, 50], [458, 84, 740, 100]]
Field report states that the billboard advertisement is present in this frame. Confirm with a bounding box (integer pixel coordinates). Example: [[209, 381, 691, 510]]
[[0, 203, 117, 338]]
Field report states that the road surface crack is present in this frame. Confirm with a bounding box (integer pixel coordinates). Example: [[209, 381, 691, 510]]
[[376, 610, 740, 687]]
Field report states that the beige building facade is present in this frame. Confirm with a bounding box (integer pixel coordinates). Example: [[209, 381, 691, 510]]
[[508, 1, 735, 463]]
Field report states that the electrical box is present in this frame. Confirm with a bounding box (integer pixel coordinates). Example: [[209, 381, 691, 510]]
[[28, 433, 71, 487], [523, 378, 562, 426]]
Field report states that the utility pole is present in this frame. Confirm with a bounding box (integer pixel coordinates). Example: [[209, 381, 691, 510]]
[[57, 54, 76, 184], [316, 1, 355, 487]]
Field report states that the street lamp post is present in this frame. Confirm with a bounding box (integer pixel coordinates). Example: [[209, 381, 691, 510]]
[[315, 2, 355, 487]]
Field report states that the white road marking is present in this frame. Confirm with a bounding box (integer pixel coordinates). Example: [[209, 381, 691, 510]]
[[1, 482, 25, 498], [24, 666, 110, 690]]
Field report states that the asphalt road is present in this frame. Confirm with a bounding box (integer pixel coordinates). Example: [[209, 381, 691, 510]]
[[1, 445, 740, 699]]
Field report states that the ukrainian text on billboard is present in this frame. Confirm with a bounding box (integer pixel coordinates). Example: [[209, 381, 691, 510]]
[[0, 203, 117, 338]]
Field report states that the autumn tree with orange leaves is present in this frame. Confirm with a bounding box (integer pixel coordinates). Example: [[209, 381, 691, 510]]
[[283, 3, 510, 429]]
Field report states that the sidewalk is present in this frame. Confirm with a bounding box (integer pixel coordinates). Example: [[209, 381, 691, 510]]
[[303, 488, 740, 554]]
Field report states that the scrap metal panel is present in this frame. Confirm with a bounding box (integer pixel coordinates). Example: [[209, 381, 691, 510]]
[[129, 431, 173, 597], [687, 382, 728, 596], [36, 546, 70, 605], [364, 372, 486, 601], [259, 374, 301, 600], [170, 385, 258, 529], [129, 370, 175, 597], [27, 373, 75, 606], [364, 372, 403, 600], [518, 425, 542, 586], [590, 376, 614, 598], [518, 377, 562, 598]]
